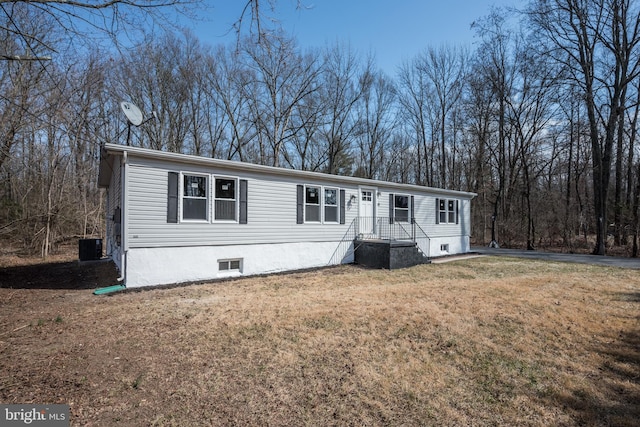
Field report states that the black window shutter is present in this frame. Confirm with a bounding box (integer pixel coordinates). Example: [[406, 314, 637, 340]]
[[239, 179, 248, 224], [456, 200, 459, 224], [435, 198, 440, 224], [167, 172, 179, 223], [389, 193, 394, 224], [340, 189, 346, 224], [411, 195, 415, 224], [296, 185, 304, 224]]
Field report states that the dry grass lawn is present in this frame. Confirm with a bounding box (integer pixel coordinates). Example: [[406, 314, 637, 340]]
[[1, 257, 639, 426]]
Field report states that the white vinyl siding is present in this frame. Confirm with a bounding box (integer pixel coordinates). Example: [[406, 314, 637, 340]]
[[125, 163, 359, 248], [121, 156, 472, 249]]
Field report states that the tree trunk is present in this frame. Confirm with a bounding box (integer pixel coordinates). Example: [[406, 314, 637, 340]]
[[614, 94, 625, 246], [563, 101, 575, 248], [632, 161, 640, 257]]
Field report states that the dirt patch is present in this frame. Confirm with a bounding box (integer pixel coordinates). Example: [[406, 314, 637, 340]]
[[1, 257, 638, 426], [0, 257, 118, 290]]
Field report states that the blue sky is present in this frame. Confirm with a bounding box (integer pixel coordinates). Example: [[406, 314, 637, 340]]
[[190, 1, 522, 75]]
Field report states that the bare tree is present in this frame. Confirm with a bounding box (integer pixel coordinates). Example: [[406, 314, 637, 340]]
[[626, 81, 640, 254], [633, 159, 640, 256], [289, 86, 325, 171], [234, 0, 307, 43], [353, 62, 397, 180], [207, 45, 254, 161], [0, 0, 201, 48], [555, 82, 592, 249], [115, 30, 214, 153], [398, 57, 431, 186], [0, 5, 52, 171], [461, 60, 496, 244], [472, 9, 517, 247], [505, 36, 561, 250], [242, 33, 321, 167], [418, 45, 468, 188], [318, 42, 362, 175], [528, 0, 640, 255]]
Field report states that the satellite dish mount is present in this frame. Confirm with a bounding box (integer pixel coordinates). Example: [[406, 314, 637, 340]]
[[120, 101, 156, 145]]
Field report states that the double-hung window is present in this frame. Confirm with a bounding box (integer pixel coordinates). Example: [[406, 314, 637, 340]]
[[447, 200, 456, 223], [305, 186, 321, 222], [324, 188, 339, 223], [394, 195, 409, 222], [297, 185, 344, 224], [437, 198, 459, 224], [168, 172, 247, 224], [215, 177, 237, 221], [182, 174, 208, 221]]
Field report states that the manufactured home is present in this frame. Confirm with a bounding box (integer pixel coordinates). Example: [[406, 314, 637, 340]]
[[98, 143, 475, 288]]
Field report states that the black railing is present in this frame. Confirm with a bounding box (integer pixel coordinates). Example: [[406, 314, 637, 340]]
[[354, 217, 431, 258], [412, 221, 431, 258]]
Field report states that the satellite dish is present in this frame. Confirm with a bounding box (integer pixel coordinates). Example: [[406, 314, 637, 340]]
[[120, 101, 143, 126]]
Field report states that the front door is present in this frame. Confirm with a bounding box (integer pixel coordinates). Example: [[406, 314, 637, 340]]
[[359, 188, 376, 237]]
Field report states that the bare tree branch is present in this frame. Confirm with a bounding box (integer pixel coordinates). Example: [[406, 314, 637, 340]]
[[0, 0, 202, 49]]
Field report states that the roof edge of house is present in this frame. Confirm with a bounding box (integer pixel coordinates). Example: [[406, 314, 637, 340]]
[[100, 143, 477, 198]]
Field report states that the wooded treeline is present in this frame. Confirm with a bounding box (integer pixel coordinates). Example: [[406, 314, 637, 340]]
[[1, 0, 640, 257]]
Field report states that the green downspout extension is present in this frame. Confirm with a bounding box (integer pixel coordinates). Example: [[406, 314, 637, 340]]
[[93, 284, 126, 295]]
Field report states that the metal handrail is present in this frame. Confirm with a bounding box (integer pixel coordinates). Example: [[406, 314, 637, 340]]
[[328, 217, 359, 265], [412, 220, 431, 258], [329, 217, 432, 265], [354, 217, 411, 240], [354, 217, 431, 258]]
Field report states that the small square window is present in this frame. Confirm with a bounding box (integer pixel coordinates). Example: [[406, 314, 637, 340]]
[[219, 258, 242, 273]]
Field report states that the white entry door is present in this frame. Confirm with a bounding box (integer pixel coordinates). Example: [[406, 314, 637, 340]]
[[359, 188, 376, 236]]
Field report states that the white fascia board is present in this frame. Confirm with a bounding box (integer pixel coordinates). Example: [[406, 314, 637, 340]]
[[102, 143, 477, 199]]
